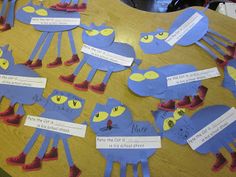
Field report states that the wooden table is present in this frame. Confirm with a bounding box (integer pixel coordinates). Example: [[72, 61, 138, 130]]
[[0, 0, 236, 177]]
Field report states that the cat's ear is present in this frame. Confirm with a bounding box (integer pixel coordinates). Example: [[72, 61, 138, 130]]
[[107, 98, 121, 107], [2, 44, 9, 52]]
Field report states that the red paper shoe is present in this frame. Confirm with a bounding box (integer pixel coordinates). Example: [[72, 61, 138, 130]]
[[0, 16, 5, 24], [51, 3, 69, 11], [212, 153, 227, 172], [29, 59, 42, 69], [47, 57, 62, 68], [158, 100, 175, 111], [89, 83, 106, 94], [66, 4, 80, 12], [64, 54, 80, 66], [188, 96, 203, 110], [73, 80, 89, 91], [43, 147, 58, 161], [198, 85, 208, 100], [22, 157, 41, 171], [77, 3, 87, 11], [230, 152, 236, 172], [176, 96, 191, 108], [215, 58, 227, 69], [69, 165, 81, 177], [6, 152, 26, 165], [0, 23, 11, 32], [0, 106, 14, 117], [59, 74, 76, 84], [22, 60, 33, 66], [226, 45, 236, 58], [224, 54, 233, 61], [4, 114, 23, 126]]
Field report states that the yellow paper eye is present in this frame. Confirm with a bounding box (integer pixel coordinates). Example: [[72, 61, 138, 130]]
[[51, 95, 68, 104], [23, 6, 35, 13], [155, 32, 169, 40], [129, 73, 145, 82], [93, 112, 109, 122], [85, 30, 99, 36], [227, 66, 236, 81], [140, 35, 154, 43], [36, 9, 48, 16], [110, 106, 126, 117], [174, 108, 185, 120], [144, 71, 159, 80], [100, 28, 114, 36], [0, 58, 9, 70], [163, 118, 176, 131], [68, 100, 82, 109], [0, 49, 3, 57]]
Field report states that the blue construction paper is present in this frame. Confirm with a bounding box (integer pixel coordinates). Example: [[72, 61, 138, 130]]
[[223, 60, 236, 97], [90, 98, 158, 177], [0, 0, 16, 28]]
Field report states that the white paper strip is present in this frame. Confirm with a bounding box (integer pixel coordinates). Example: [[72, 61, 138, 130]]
[[165, 12, 203, 46], [187, 107, 236, 150], [96, 136, 161, 149], [25, 115, 87, 138], [167, 67, 220, 87], [81, 44, 134, 66], [30, 17, 80, 25], [0, 74, 47, 88]]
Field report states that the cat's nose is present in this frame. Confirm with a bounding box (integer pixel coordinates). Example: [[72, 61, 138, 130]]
[[107, 120, 112, 129]]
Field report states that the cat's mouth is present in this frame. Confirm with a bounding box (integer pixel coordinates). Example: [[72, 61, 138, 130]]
[[100, 120, 119, 131]]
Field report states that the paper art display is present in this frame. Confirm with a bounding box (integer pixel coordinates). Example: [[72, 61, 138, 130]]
[[90, 98, 159, 177], [6, 90, 85, 177], [0, 0, 16, 31], [128, 64, 208, 111], [50, 0, 87, 12], [59, 23, 138, 94], [139, 7, 236, 68], [153, 106, 236, 172], [223, 59, 236, 97], [0, 45, 45, 126]]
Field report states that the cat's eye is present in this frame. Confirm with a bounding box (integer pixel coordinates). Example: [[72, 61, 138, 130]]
[[22, 6, 35, 13], [0, 58, 9, 70], [110, 106, 126, 117], [93, 112, 109, 122], [68, 100, 82, 109], [100, 28, 114, 36], [140, 35, 154, 43], [144, 71, 159, 80], [36, 9, 48, 16], [163, 117, 176, 131], [155, 32, 169, 40], [51, 95, 68, 104], [129, 73, 145, 82], [85, 30, 99, 36], [0, 49, 3, 57], [173, 108, 185, 120]]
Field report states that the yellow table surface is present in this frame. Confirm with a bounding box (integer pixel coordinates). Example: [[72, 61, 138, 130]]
[[1, 0, 236, 177]]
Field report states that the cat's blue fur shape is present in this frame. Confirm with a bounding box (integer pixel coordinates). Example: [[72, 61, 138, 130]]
[[153, 106, 236, 172], [6, 90, 84, 177], [0, 45, 44, 126], [128, 64, 207, 111], [139, 7, 236, 67], [223, 59, 236, 97], [90, 98, 159, 177], [60, 23, 138, 94]]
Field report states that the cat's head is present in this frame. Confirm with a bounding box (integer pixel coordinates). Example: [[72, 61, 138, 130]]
[[16, 1, 49, 24], [153, 108, 194, 145], [45, 90, 85, 121], [139, 28, 173, 54], [128, 66, 167, 97], [0, 45, 15, 74], [90, 98, 133, 135], [82, 23, 115, 48]]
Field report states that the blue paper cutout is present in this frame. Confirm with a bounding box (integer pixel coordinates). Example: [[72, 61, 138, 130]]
[[0, 0, 16, 31], [90, 98, 159, 177], [0, 45, 44, 126], [59, 23, 138, 94], [6, 90, 84, 177], [223, 59, 236, 97]]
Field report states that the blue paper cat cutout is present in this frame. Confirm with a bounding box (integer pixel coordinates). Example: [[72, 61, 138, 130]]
[[139, 7, 236, 68], [59, 23, 138, 94], [223, 59, 236, 97], [6, 90, 84, 177], [153, 106, 236, 172], [0, 45, 44, 126], [0, 0, 16, 31], [90, 98, 159, 177], [128, 64, 208, 111], [50, 0, 87, 12]]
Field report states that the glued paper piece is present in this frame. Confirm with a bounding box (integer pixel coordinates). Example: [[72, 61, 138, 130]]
[[0, 74, 47, 88], [187, 107, 236, 150], [30, 17, 81, 26], [81, 44, 134, 66], [167, 67, 220, 87], [96, 136, 161, 149], [25, 115, 87, 138]]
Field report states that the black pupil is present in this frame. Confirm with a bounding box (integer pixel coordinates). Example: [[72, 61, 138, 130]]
[[159, 32, 163, 36], [178, 110, 184, 116], [96, 113, 99, 117], [3, 62, 6, 65], [56, 96, 61, 101], [114, 107, 118, 111], [168, 120, 174, 127], [144, 36, 148, 40], [73, 100, 77, 106]]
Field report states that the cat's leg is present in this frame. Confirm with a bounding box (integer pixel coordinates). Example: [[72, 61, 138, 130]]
[[74, 68, 96, 91], [22, 136, 51, 171], [141, 160, 150, 177], [0, 99, 15, 117], [62, 139, 81, 177], [47, 32, 63, 68], [104, 160, 113, 177], [208, 29, 236, 46], [0, 0, 8, 24], [29, 32, 54, 69], [43, 135, 59, 161], [64, 30, 80, 66], [23, 32, 48, 66], [223, 143, 236, 172], [211, 146, 227, 172], [132, 164, 138, 177], [6, 129, 41, 165], [195, 41, 227, 68], [120, 162, 127, 177], [0, 0, 16, 32], [4, 103, 24, 126]]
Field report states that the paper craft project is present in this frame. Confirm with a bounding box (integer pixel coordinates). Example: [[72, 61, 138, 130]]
[[139, 7, 236, 68], [0, 0, 16, 31], [223, 59, 236, 97], [128, 64, 208, 111], [50, 0, 87, 12], [153, 106, 236, 172], [59, 23, 138, 94], [16, 0, 86, 69], [6, 90, 85, 177], [90, 98, 159, 177], [0, 45, 45, 126]]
